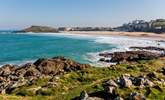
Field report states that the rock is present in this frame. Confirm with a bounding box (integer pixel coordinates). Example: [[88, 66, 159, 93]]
[[104, 86, 116, 96], [0, 64, 15, 76], [15, 63, 40, 77], [99, 58, 105, 62], [0, 56, 90, 95], [105, 80, 118, 87], [129, 92, 145, 100], [79, 91, 88, 100], [42, 82, 58, 88], [146, 72, 157, 79], [5, 77, 27, 94], [145, 87, 151, 96], [21, 25, 59, 33], [114, 97, 124, 100], [110, 51, 161, 63], [130, 46, 165, 52], [86, 97, 103, 100], [118, 75, 132, 88], [24, 67, 41, 77], [133, 76, 154, 87], [35, 57, 90, 75], [153, 85, 163, 92], [28, 86, 42, 94], [99, 52, 113, 57], [160, 67, 165, 75]]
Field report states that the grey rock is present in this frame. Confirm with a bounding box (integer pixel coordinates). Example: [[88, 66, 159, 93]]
[[114, 96, 124, 100], [129, 92, 145, 100], [79, 91, 89, 100], [105, 80, 118, 87], [104, 86, 116, 96], [118, 75, 132, 88]]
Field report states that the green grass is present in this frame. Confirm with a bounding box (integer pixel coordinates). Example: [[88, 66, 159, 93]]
[[0, 59, 165, 100]]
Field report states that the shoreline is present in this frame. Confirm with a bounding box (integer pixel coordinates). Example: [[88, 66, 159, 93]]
[[61, 31, 165, 41], [1, 31, 165, 67]]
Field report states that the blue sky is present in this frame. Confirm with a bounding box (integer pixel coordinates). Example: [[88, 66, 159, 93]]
[[0, 0, 165, 29]]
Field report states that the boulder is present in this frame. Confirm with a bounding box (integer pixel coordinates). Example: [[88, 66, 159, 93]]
[[114, 97, 124, 100], [104, 80, 118, 87], [129, 92, 145, 100], [34, 56, 90, 75], [15, 63, 40, 77], [118, 75, 132, 88], [160, 67, 165, 75], [104, 86, 116, 97], [133, 76, 154, 88], [146, 72, 157, 79], [79, 91, 89, 100], [0, 64, 15, 76]]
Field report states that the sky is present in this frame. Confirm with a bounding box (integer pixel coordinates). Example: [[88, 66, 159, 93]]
[[0, 0, 165, 29]]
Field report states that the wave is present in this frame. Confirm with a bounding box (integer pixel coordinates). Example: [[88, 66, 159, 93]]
[[84, 35, 165, 66]]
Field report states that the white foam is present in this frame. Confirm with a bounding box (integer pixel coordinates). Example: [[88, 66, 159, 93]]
[[84, 35, 165, 66]]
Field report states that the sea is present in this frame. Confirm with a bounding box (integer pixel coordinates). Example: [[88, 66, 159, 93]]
[[0, 31, 165, 66]]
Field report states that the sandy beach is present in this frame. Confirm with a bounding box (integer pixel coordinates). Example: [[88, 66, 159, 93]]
[[62, 31, 165, 41]]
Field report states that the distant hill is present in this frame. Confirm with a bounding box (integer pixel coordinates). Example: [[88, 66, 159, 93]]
[[20, 26, 59, 33]]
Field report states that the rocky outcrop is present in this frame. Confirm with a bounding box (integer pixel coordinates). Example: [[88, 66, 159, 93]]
[[0, 56, 90, 94], [21, 26, 59, 33], [34, 56, 90, 75], [99, 46, 165, 64], [130, 46, 165, 52], [99, 51, 162, 63]]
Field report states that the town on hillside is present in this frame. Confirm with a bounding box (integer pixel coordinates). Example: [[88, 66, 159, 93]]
[[58, 19, 165, 33]]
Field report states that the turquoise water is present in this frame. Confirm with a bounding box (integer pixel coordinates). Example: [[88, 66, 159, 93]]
[[0, 32, 116, 65]]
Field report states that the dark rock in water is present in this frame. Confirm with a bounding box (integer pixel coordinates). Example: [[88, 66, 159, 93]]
[[129, 92, 145, 100], [99, 52, 113, 57], [130, 46, 165, 51], [110, 51, 161, 63], [20, 25, 59, 33], [99, 58, 106, 62]]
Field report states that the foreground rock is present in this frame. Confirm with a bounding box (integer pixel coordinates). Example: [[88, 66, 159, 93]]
[[0, 56, 90, 94], [77, 71, 165, 100], [20, 25, 59, 33]]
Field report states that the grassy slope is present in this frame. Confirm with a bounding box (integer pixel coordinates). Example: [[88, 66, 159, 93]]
[[0, 59, 165, 100]]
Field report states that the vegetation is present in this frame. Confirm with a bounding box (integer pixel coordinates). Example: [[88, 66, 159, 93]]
[[0, 58, 165, 100]]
